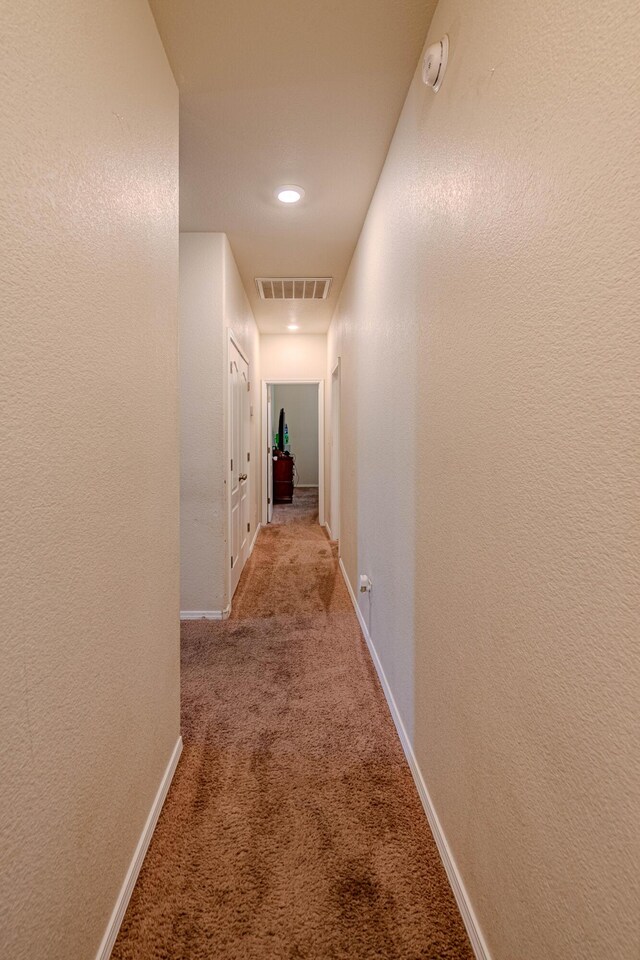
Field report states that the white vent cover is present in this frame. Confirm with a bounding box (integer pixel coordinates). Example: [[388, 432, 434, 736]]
[[255, 277, 332, 301]]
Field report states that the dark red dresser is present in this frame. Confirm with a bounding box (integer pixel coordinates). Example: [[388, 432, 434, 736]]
[[273, 454, 294, 503]]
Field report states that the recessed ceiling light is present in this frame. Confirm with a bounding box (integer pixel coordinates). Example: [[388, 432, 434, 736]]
[[276, 185, 304, 204], [287, 323, 299, 331]]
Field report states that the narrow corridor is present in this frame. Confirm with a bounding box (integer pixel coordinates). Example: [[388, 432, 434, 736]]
[[112, 489, 473, 959]]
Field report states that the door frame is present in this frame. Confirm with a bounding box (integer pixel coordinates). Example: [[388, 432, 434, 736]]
[[261, 379, 324, 527], [266, 385, 274, 523], [330, 358, 341, 548], [227, 330, 251, 599]]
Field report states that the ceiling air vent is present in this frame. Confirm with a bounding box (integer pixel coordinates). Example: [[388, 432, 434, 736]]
[[255, 278, 332, 301]]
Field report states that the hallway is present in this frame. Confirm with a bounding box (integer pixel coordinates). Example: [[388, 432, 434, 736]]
[[112, 490, 473, 959], [4, 2, 639, 957]]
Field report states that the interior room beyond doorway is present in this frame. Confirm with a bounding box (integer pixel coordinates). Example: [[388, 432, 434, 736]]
[[262, 380, 324, 527]]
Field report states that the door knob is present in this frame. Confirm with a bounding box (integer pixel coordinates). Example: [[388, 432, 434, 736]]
[[239, 473, 248, 482]]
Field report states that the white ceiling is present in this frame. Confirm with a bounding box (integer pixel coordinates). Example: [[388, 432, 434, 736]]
[[149, 0, 436, 333]]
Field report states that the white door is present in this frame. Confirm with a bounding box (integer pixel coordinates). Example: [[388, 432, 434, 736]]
[[266, 386, 274, 523], [230, 341, 250, 596], [330, 362, 340, 544]]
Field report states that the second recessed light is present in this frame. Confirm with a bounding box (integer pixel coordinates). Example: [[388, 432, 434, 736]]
[[276, 185, 305, 204]]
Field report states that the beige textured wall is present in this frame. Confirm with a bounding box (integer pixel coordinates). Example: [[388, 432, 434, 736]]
[[273, 384, 319, 484], [0, 3, 179, 959], [328, 0, 640, 957], [180, 233, 260, 613], [179, 233, 225, 612], [260, 334, 327, 381]]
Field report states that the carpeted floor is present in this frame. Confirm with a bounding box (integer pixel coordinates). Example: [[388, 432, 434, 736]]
[[112, 488, 473, 959]]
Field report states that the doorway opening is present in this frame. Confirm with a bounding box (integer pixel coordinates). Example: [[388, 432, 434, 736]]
[[261, 380, 325, 527]]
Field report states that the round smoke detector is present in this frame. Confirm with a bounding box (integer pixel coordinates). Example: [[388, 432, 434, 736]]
[[422, 35, 449, 92]]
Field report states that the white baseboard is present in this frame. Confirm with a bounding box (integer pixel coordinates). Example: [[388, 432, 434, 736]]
[[180, 607, 230, 620], [324, 522, 332, 539], [249, 522, 261, 556], [296, 484, 319, 488], [338, 559, 491, 960], [95, 736, 183, 960], [182, 529, 260, 623]]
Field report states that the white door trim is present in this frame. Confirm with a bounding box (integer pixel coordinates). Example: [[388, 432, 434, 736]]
[[330, 358, 341, 548], [227, 329, 249, 365], [261, 379, 324, 527], [227, 330, 251, 602], [266, 386, 274, 523]]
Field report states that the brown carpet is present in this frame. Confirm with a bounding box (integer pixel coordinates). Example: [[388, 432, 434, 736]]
[[112, 489, 473, 959]]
